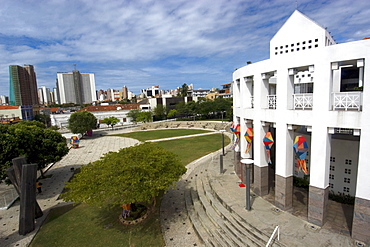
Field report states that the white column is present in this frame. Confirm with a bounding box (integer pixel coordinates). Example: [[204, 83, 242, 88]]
[[275, 122, 294, 177], [309, 126, 331, 189]]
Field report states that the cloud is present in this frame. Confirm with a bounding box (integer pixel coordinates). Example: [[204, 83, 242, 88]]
[[1, 0, 370, 97]]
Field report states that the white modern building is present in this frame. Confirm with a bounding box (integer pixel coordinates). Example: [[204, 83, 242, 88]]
[[232, 10, 369, 243], [56, 71, 97, 104], [38, 86, 51, 105]]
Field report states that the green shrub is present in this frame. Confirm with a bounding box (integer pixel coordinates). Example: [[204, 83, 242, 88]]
[[329, 191, 355, 205], [293, 176, 309, 190]]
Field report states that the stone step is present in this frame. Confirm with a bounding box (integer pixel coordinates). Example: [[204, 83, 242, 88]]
[[188, 177, 232, 247], [184, 184, 213, 246], [205, 169, 284, 247], [197, 172, 264, 247], [186, 163, 256, 247]]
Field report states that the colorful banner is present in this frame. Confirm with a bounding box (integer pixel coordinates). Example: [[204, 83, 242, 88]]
[[244, 128, 253, 154], [263, 132, 274, 164], [293, 136, 309, 174], [230, 122, 240, 150]]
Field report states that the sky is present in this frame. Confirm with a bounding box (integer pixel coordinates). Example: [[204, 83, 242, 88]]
[[1, 0, 370, 96]]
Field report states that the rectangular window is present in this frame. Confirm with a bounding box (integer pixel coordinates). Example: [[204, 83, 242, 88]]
[[345, 159, 352, 165], [330, 157, 336, 162]]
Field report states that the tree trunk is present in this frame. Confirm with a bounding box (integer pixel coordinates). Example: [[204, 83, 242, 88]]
[[151, 196, 157, 212]]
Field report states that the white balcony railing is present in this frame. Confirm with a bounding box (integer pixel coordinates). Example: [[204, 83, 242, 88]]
[[332, 92, 362, 111], [267, 95, 276, 109], [293, 93, 313, 110]]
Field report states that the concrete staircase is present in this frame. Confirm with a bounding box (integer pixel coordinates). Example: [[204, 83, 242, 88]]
[[184, 154, 284, 247]]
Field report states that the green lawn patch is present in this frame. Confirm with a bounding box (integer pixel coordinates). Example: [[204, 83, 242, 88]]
[[109, 129, 212, 142], [156, 134, 230, 166], [30, 203, 164, 247]]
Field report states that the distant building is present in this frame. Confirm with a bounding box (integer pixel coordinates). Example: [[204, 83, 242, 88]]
[[38, 86, 51, 105], [190, 88, 211, 98], [218, 82, 232, 98], [141, 85, 160, 98], [50, 104, 140, 128], [56, 70, 97, 104], [9, 64, 39, 106], [0, 95, 9, 105], [122, 86, 128, 99]]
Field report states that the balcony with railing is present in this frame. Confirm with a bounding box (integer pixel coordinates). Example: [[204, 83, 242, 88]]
[[293, 94, 313, 110], [332, 92, 362, 111], [267, 95, 276, 109]]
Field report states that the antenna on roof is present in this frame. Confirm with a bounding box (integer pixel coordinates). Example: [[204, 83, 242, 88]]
[[73, 64, 76, 71], [296, 0, 298, 9]]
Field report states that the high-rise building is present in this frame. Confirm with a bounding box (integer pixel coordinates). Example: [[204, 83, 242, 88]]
[[38, 86, 51, 105], [56, 70, 97, 104], [9, 64, 39, 106], [122, 86, 128, 99]]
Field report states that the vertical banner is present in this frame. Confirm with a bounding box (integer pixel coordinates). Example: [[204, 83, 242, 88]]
[[230, 122, 240, 150], [263, 132, 274, 164], [293, 136, 309, 174], [244, 128, 253, 154]]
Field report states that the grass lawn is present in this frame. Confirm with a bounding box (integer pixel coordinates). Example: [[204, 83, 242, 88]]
[[109, 129, 212, 142], [30, 130, 230, 247], [155, 134, 229, 166], [30, 203, 163, 247]]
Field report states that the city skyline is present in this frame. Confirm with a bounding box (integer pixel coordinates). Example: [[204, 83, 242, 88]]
[[1, 0, 370, 97]]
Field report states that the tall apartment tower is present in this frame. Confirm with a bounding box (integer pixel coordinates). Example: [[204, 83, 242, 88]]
[[38, 86, 51, 105], [9, 64, 39, 106], [122, 86, 128, 99], [56, 70, 97, 104]]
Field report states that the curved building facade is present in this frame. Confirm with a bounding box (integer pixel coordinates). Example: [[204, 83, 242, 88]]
[[232, 10, 370, 243]]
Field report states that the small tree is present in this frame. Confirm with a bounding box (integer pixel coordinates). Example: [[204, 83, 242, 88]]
[[62, 143, 186, 210], [0, 122, 69, 179], [167, 109, 178, 118], [127, 109, 141, 123], [101, 117, 119, 130], [153, 105, 166, 120], [136, 111, 153, 123], [68, 111, 97, 135]]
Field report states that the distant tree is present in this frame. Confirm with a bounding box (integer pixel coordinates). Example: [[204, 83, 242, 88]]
[[179, 83, 188, 97], [153, 105, 166, 120], [127, 109, 141, 123], [0, 122, 69, 180], [68, 111, 97, 135], [34, 114, 51, 127], [175, 101, 188, 116], [167, 109, 178, 118], [136, 111, 153, 123], [118, 99, 131, 104], [101, 117, 120, 130], [62, 143, 186, 210]]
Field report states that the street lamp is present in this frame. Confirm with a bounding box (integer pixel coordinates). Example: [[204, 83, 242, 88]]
[[240, 158, 254, 211], [220, 129, 226, 156]]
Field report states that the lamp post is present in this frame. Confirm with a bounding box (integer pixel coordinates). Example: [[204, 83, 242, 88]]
[[240, 158, 254, 211], [220, 129, 226, 156]]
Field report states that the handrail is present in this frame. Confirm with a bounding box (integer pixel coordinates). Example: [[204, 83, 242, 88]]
[[266, 225, 280, 247]]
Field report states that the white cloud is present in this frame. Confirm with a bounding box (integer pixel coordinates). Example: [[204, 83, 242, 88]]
[[1, 0, 370, 96]]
